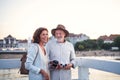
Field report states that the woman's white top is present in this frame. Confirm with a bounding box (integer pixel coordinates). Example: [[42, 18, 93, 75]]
[[25, 43, 48, 80]]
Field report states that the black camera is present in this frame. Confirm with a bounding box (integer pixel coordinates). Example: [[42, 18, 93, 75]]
[[60, 64, 67, 68], [52, 60, 59, 68]]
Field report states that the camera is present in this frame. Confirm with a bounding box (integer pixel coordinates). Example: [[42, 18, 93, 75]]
[[60, 64, 67, 68], [52, 60, 59, 68]]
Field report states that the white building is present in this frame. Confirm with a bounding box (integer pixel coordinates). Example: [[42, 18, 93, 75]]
[[17, 37, 32, 50], [104, 39, 113, 43], [0, 35, 18, 48], [0, 35, 31, 51], [67, 33, 89, 45], [17, 40, 28, 50]]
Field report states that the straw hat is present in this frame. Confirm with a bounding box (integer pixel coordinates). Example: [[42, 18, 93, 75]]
[[51, 24, 69, 37]]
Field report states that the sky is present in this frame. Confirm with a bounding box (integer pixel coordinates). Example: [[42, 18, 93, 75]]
[[0, 0, 120, 39]]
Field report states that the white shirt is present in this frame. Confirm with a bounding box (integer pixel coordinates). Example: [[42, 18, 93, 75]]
[[46, 40, 76, 80]]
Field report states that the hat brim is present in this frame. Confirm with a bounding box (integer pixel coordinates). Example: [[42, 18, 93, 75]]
[[51, 28, 69, 37]]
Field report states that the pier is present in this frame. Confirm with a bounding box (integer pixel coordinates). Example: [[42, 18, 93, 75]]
[[0, 57, 120, 80]]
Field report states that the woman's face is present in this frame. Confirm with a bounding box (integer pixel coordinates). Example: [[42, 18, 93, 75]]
[[39, 30, 48, 43]]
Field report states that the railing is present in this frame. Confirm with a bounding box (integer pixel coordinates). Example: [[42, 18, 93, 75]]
[[0, 57, 120, 80], [76, 57, 120, 80]]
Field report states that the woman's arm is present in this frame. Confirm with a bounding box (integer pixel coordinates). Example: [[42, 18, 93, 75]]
[[25, 44, 41, 74]]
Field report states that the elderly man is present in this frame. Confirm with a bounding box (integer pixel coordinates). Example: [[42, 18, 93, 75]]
[[46, 24, 76, 80]]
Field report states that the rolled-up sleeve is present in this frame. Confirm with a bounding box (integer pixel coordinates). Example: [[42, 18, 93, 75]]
[[25, 44, 41, 74]]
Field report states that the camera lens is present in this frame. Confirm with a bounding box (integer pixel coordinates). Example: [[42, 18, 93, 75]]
[[63, 64, 67, 68], [52, 60, 59, 67]]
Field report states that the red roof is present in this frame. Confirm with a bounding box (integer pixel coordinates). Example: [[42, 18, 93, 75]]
[[98, 35, 108, 40], [109, 34, 120, 40], [19, 40, 27, 43], [98, 34, 120, 41]]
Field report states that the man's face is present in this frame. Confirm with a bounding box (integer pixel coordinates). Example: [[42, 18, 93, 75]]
[[54, 29, 65, 43]]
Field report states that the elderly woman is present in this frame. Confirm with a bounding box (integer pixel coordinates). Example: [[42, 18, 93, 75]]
[[46, 24, 76, 80], [25, 27, 50, 80]]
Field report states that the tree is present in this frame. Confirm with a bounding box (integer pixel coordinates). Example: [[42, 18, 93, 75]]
[[97, 39, 104, 49], [101, 43, 112, 50], [74, 39, 98, 51], [78, 44, 84, 51], [83, 39, 98, 50], [74, 42, 85, 51], [114, 36, 120, 50]]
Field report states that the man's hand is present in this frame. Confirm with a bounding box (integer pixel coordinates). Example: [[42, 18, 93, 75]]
[[55, 64, 63, 70], [64, 63, 73, 70]]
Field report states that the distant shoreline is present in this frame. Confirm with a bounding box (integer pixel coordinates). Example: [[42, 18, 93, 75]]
[[0, 50, 120, 60], [76, 50, 120, 57], [76, 50, 120, 61]]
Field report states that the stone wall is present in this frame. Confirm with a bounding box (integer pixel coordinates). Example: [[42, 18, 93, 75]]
[[76, 50, 120, 57], [0, 54, 23, 59], [0, 50, 120, 59]]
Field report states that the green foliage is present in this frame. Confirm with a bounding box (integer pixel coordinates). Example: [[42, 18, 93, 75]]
[[74, 42, 82, 51], [74, 36, 120, 51], [101, 43, 112, 50], [78, 44, 84, 50], [97, 39, 104, 49], [114, 36, 120, 50], [74, 39, 98, 51]]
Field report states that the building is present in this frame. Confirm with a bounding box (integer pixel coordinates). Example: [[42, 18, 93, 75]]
[[0, 35, 30, 50], [98, 34, 120, 43], [0, 40, 3, 48], [0, 35, 18, 48], [17, 40, 28, 50], [67, 33, 89, 45], [109, 34, 120, 41]]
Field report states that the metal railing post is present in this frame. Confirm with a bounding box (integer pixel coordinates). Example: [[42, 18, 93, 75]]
[[78, 66, 89, 80]]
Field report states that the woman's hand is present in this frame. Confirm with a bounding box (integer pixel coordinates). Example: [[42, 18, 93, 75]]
[[40, 69, 50, 80]]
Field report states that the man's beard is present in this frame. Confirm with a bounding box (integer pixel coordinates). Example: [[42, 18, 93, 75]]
[[56, 38, 64, 43]]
